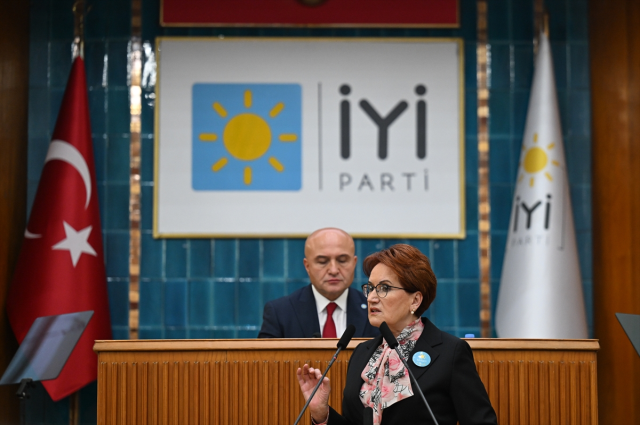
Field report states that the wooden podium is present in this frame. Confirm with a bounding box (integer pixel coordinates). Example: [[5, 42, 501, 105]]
[[94, 338, 599, 425]]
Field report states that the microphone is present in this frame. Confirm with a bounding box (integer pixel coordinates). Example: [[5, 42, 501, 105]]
[[293, 324, 356, 425], [379, 322, 439, 425], [363, 406, 374, 424]]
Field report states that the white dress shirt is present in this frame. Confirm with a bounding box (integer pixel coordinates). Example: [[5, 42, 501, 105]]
[[310, 285, 348, 337]]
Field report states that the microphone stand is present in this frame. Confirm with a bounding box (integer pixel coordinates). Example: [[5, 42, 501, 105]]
[[293, 325, 356, 425], [380, 322, 439, 425], [395, 353, 439, 425], [292, 347, 343, 425]]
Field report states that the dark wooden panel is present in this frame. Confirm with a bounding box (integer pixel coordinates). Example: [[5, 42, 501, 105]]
[[591, 0, 640, 423], [0, 0, 29, 422]]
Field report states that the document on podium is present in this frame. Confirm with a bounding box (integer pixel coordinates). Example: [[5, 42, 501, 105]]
[[0, 311, 93, 385]]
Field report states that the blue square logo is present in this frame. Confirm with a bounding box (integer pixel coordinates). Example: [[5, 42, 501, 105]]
[[192, 83, 302, 191]]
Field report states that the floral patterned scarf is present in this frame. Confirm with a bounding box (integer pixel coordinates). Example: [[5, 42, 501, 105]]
[[359, 318, 424, 425]]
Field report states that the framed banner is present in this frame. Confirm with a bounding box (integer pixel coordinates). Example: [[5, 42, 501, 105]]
[[154, 37, 465, 238], [160, 0, 459, 28]]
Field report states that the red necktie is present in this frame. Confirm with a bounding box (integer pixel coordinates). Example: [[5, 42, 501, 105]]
[[323, 302, 338, 338]]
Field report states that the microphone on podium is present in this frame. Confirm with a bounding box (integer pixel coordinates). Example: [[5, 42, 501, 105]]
[[363, 406, 374, 424], [379, 322, 439, 425], [293, 324, 356, 425]]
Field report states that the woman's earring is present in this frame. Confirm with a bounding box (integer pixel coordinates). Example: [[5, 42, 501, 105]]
[[411, 310, 415, 315]]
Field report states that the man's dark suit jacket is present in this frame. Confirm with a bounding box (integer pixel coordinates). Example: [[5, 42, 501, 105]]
[[327, 318, 498, 425], [258, 285, 379, 338]]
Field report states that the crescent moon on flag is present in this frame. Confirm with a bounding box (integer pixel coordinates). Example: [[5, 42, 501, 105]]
[[24, 139, 93, 239], [24, 229, 41, 239], [45, 139, 92, 208]]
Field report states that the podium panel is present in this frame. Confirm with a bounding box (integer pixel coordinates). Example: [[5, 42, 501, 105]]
[[94, 338, 598, 425], [471, 339, 599, 425]]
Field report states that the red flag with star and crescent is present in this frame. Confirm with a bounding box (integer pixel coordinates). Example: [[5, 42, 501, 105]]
[[6, 57, 112, 401]]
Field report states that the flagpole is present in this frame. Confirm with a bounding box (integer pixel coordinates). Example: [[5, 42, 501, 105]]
[[532, 0, 542, 54], [543, 12, 549, 37], [69, 392, 79, 425], [72, 0, 84, 59], [69, 6, 83, 425], [534, 3, 550, 55]]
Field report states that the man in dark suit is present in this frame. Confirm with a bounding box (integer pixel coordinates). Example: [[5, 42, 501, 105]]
[[258, 228, 378, 338]]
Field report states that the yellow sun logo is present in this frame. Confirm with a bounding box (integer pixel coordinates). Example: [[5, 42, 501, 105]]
[[518, 133, 560, 187], [192, 84, 302, 191], [201, 90, 296, 185]]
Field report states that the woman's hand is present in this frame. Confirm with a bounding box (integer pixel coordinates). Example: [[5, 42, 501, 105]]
[[296, 364, 331, 422]]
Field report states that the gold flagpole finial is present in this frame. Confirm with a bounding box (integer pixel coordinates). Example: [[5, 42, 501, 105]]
[[533, 4, 549, 56], [72, 0, 85, 59]]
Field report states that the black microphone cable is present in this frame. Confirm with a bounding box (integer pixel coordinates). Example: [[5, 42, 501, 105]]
[[293, 324, 357, 425], [379, 321, 439, 425]]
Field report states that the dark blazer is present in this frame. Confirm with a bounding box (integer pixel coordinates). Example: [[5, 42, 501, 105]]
[[327, 318, 497, 425], [258, 285, 379, 338]]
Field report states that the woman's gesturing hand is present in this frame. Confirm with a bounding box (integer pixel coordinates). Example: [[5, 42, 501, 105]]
[[296, 364, 331, 423]]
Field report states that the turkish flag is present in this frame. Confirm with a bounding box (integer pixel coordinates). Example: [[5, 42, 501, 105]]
[[6, 57, 112, 401]]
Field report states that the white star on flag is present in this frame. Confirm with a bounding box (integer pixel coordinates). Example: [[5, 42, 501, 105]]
[[52, 221, 97, 267]]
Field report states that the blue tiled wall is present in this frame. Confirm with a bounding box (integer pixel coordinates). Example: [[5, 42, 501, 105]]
[[24, 0, 591, 422]]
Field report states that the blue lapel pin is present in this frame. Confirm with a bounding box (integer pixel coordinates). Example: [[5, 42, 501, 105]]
[[361, 303, 367, 309], [412, 351, 431, 367]]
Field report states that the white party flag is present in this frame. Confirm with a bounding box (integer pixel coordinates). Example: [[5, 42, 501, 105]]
[[495, 33, 588, 338]]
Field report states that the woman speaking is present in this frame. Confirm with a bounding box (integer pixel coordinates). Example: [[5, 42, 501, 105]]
[[297, 244, 497, 425]]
